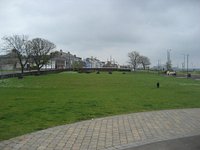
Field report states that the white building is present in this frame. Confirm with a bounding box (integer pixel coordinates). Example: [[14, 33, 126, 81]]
[[43, 50, 82, 69], [83, 57, 105, 68]]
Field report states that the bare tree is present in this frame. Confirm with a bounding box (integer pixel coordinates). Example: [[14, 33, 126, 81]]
[[138, 55, 151, 70], [2, 35, 31, 75], [128, 51, 140, 71], [30, 38, 56, 73]]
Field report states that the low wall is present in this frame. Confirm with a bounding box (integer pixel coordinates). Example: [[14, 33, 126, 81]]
[[0, 68, 131, 79]]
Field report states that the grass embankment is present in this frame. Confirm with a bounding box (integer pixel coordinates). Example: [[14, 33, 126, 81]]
[[0, 71, 200, 140]]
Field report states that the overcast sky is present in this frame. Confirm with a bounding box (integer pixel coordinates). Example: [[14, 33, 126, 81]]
[[0, 0, 200, 68]]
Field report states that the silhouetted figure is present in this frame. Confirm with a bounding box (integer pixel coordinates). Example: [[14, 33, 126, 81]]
[[157, 82, 160, 88]]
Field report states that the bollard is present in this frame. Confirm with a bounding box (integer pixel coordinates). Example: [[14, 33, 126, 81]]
[[157, 82, 160, 88]]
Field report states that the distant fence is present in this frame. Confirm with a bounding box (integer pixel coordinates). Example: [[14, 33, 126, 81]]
[[0, 68, 131, 79]]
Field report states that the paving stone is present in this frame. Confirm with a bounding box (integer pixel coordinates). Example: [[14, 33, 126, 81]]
[[1, 109, 200, 150]]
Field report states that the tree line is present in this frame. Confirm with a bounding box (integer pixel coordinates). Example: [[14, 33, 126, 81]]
[[1, 35, 151, 76], [1, 35, 56, 75]]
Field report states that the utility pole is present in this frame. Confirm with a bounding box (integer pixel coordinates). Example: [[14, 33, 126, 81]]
[[69, 52, 71, 69], [184, 54, 185, 71], [0, 51, 2, 79], [0, 58, 2, 79], [167, 49, 172, 70], [0, 49, 2, 79], [181, 54, 186, 71], [187, 54, 189, 76], [157, 59, 160, 74]]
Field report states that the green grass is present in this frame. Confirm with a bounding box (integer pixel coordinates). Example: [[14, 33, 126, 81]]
[[0, 71, 200, 140]]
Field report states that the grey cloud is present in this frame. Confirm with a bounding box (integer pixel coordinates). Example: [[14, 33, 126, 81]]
[[0, 0, 200, 68]]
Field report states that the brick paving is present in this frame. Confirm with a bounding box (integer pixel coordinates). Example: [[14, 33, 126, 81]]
[[0, 108, 200, 150]]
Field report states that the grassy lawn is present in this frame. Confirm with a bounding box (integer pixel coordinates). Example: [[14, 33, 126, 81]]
[[0, 71, 200, 141]]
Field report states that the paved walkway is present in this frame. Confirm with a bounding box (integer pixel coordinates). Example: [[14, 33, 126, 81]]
[[1, 108, 200, 150]]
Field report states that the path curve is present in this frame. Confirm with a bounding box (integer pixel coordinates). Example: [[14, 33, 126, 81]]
[[0, 108, 200, 150]]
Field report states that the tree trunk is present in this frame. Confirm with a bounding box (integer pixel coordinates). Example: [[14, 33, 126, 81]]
[[37, 66, 41, 75], [19, 65, 24, 79], [19, 58, 25, 76], [20, 62, 24, 77], [142, 64, 146, 70], [21, 67, 24, 74]]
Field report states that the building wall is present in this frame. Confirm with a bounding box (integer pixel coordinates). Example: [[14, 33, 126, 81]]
[[42, 51, 82, 69]]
